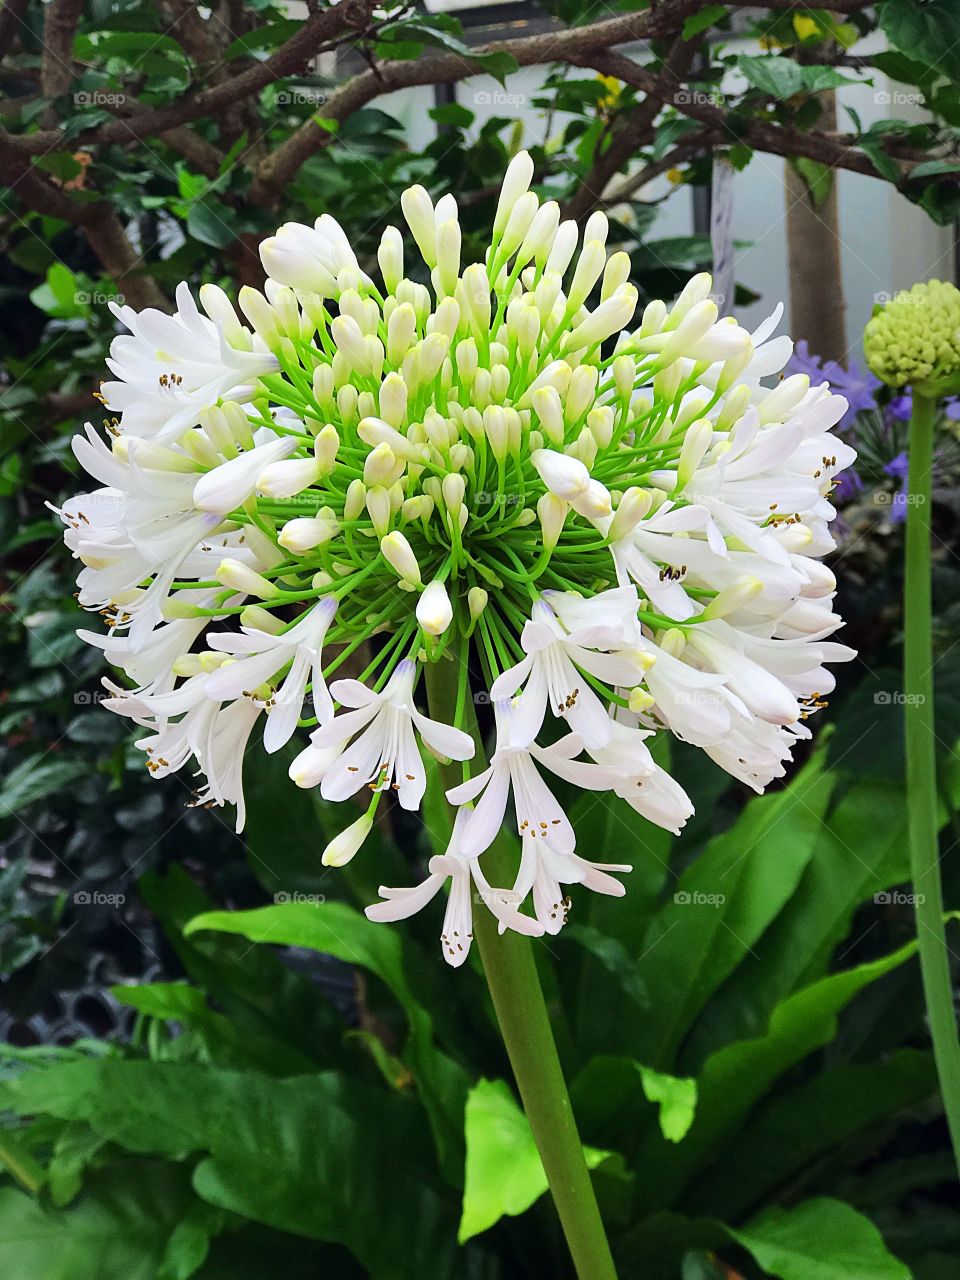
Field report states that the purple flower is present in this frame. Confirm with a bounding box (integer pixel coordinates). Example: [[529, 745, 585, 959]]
[[786, 341, 881, 430], [884, 452, 909, 483], [888, 393, 912, 422], [833, 468, 863, 502], [884, 452, 909, 524]]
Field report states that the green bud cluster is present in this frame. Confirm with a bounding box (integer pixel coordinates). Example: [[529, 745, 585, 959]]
[[864, 279, 960, 392]]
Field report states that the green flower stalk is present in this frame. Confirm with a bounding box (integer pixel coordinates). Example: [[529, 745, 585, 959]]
[[866, 280, 960, 1177]]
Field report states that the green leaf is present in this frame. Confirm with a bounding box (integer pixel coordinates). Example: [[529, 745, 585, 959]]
[[186, 203, 237, 249], [631, 930, 939, 1213], [637, 1065, 697, 1144], [458, 1079, 609, 1242], [0, 1161, 195, 1280], [687, 1049, 936, 1220], [630, 754, 836, 1064], [683, 778, 911, 1062], [185, 902, 469, 1175], [728, 1197, 911, 1280], [880, 0, 960, 85], [1, 1061, 463, 1279], [737, 54, 858, 99], [0, 757, 89, 818], [793, 156, 833, 206], [683, 4, 726, 39]]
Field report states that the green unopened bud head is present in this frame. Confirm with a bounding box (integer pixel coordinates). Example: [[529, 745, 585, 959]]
[[864, 279, 960, 393]]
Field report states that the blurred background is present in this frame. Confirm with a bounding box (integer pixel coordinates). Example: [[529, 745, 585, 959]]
[[1, 2, 960, 1277]]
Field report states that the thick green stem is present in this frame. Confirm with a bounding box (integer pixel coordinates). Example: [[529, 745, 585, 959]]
[[425, 658, 618, 1280], [905, 391, 960, 1174]]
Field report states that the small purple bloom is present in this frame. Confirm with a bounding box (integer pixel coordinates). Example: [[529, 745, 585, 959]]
[[787, 341, 881, 429], [888, 393, 912, 422], [833, 469, 863, 502]]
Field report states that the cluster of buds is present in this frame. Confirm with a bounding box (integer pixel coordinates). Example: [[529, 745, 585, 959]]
[[60, 152, 854, 963]]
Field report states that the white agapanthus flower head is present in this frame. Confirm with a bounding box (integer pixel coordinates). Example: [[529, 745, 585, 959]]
[[61, 151, 855, 965]]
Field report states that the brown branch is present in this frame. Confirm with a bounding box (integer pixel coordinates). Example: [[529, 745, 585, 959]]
[[158, 125, 227, 178], [562, 35, 701, 223], [80, 208, 169, 311], [601, 131, 720, 207], [41, 0, 84, 101], [13, 0, 380, 156], [252, 0, 708, 202], [0, 0, 28, 62], [575, 48, 943, 186]]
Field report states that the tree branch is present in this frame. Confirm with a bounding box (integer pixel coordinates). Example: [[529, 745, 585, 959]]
[[40, 0, 84, 102], [0, 0, 28, 62], [562, 35, 701, 223], [252, 0, 707, 202], [576, 48, 951, 186], [12, 0, 380, 155]]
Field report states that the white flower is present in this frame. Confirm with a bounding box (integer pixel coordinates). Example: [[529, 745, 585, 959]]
[[312, 660, 474, 810], [102, 282, 278, 442], [203, 597, 337, 750], [491, 595, 645, 749], [446, 704, 629, 931], [365, 810, 543, 965], [62, 151, 856, 949]]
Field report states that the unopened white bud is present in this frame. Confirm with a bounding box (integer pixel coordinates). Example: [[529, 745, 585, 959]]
[[468, 586, 489, 618], [378, 225, 404, 294], [701, 575, 763, 620], [380, 530, 421, 585], [401, 185, 437, 268], [494, 150, 534, 236], [759, 374, 810, 424], [537, 492, 567, 549], [531, 447, 590, 500], [441, 472, 466, 514], [532, 385, 565, 447], [216, 559, 279, 599], [257, 456, 321, 499], [416, 580, 453, 636], [344, 478, 366, 521], [278, 514, 340, 554], [322, 813, 374, 867], [607, 487, 653, 542], [677, 418, 715, 487]]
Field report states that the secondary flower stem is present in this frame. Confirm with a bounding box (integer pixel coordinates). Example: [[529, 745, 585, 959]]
[[425, 658, 618, 1280], [905, 391, 960, 1174]]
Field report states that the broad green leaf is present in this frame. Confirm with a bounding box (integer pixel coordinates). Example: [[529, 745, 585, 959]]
[[112, 982, 309, 1076], [1, 1060, 465, 1279], [880, 0, 960, 85], [728, 1197, 910, 1280], [683, 777, 910, 1063], [737, 54, 858, 99], [185, 902, 469, 1175], [186, 203, 237, 249], [631, 754, 836, 1065], [0, 1161, 194, 1280], [631, 931, 932, 1212], [459, 1078, 608, 1242], [685, 1049, 936, 1220]]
